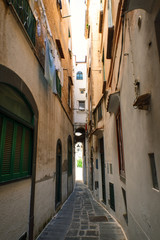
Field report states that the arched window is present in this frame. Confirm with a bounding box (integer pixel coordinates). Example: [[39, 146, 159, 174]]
[[68, 136, 72, 176], [55, 139, 62, 208], [0, 84, 34, 183], [76, 71, 83, 80]]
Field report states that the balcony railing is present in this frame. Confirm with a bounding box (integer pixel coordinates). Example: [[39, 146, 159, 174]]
[[8, 0, 36, 45]]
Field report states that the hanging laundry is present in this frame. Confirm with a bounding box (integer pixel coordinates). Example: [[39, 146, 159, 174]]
[[37, 21, 41, 36], [45, 37, 57, 94]]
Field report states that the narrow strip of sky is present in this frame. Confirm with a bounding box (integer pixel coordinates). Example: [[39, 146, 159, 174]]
[[70, 0, 87, 61]]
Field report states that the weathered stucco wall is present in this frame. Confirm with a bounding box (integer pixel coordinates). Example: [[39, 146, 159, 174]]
[[103, 2, 160, 240], [0, 1, 74, 239]]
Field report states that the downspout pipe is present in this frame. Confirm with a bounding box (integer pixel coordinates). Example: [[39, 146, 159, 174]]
[[29, 116, 38, 240]]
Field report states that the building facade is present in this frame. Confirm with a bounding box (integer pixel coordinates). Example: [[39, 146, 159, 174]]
[[0, 0, 74, 239], [86, 0, 160, 239]]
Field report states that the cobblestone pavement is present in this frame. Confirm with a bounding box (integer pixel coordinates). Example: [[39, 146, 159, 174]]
[[37, 182, 126, 240]]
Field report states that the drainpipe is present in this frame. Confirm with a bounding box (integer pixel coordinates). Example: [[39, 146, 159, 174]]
[[29, 116, 38, 240]]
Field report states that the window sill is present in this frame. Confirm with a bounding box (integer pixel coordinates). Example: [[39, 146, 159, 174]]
[[152, 187, 159, 192], [120, 174, 126, 183], [0, 176, 31, 186]]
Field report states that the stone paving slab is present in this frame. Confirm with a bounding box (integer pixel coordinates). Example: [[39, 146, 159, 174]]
[[37, 182, 126, 240]]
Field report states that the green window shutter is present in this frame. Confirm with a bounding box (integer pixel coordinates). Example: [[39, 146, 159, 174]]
[[1, 119, 14, 178], [13, 124, 23, 174], [0, 114, 33, 183]]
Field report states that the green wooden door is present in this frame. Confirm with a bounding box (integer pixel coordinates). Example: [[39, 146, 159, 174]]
[[109, 182, 115, 211]]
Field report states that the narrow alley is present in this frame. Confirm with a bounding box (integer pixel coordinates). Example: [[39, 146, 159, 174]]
[[0, 0, 160, 240], [37, 182, 126, 240]]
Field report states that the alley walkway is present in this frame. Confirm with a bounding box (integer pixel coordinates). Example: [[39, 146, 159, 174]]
[[37, 182, 126, 240]]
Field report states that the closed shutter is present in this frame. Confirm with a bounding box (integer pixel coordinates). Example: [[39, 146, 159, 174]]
[[1, 119, 14, 177], [14, 124, 23, 174], [0, 114, 33, 183]]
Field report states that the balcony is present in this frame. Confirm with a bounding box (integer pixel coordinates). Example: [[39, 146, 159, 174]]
[[8, 0, 36, 45]]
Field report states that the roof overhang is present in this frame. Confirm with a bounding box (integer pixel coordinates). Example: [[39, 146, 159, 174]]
[[107, 91, 120, 114]]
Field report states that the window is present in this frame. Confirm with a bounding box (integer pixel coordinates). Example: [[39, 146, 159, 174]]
[[102, 49, 106, 81], [57, 0, 62, 9], [68, 136, 72, 176], [68, 77, 72, 107], [149, 153, 159, 190], [88, 25, 90, 38], [99, 1, 103, 33], [8, 0, 36, 45], [106, 0, 114, 59], [108, 0, 113, 27], [79, 101, 85, 111], [56, 71, 62, 98], [94, 111, 97, 128], [55, 39, 65, 59], [155, 10, 160, 59], [116, 108, 125, 178], [98, 103, 102, 121], [68, 29, 72, 58], [76, 71, 83, 80], [68, 81, 71, 107], [122, 188, 128, 223], [0, 84, 33, 183]]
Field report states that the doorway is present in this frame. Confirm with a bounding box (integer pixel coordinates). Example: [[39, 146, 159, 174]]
[[55, 139, 62, 209], [100, 137, 106, 204], [90, 148, 94, 191], [75, 142, 83, 181]]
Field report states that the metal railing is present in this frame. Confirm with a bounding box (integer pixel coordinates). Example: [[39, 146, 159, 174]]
[[8, 0, 36, 45]]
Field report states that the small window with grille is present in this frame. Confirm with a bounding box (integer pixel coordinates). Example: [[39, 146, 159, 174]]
[[78, 101, 85, 111]]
